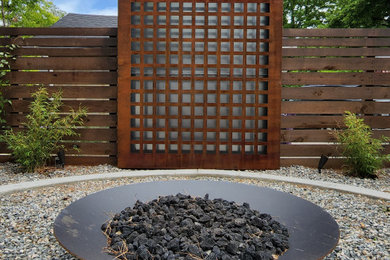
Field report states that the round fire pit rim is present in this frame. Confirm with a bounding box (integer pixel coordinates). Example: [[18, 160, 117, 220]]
[[54, 180, 340, 260]]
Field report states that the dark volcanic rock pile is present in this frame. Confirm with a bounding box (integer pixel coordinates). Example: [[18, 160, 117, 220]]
[[102, 193, 289, 260]]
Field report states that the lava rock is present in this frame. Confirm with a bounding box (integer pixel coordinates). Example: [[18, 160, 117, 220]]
[[234, 218, 246, 227], [200, 234, 215, 250], [166, 237, 180, 251], [226, 241, 239, 255], [102, 193, 289, 259]]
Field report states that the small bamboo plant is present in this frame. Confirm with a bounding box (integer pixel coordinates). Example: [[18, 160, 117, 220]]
[[1, 88, 87, 172], [332, 111, 389, 178]]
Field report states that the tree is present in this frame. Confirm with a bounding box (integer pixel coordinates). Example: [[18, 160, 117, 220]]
[[283, 0, 334, 28], [327, 0, 390, 28], [283, 0, 390, 28], [0, 0, 65, 27]]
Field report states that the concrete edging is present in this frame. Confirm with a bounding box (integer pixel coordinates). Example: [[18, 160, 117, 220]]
[[0, 169, 389, 200]]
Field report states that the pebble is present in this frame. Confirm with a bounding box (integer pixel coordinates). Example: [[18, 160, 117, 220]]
[[0, 163, 389, 259], [252, 165, 390, 193], [0, 163, 123, 185]]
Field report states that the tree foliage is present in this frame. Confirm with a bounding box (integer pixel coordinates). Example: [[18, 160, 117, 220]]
[[0, 0, 65, 27], [283, 0, 334, 28], [327, 0, 390, 28], [283, 0, 390, 28]]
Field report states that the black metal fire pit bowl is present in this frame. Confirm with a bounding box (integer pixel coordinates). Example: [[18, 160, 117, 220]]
[[54, 180, 339, 260]]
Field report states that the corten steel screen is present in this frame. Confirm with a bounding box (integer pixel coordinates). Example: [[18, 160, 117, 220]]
[[118, 0, 282, 169]]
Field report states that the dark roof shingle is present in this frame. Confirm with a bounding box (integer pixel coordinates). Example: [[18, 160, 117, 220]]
[[52, 13, 117, 28]]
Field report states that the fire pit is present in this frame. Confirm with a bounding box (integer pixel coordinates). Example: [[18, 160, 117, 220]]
[[54, 180, 339, 260], [102, 193, 290, 259]]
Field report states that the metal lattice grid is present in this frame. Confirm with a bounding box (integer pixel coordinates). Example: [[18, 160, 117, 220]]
[[118, 0, 282, 169]]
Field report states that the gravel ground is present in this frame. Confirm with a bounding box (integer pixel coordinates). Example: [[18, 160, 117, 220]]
[[0, 163, 123, 185], [0, 164, 389, 260], [1, 163, 390, 193], [255, 166, 390, 193]]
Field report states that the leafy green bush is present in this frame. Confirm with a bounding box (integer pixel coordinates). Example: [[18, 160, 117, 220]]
[[1, 88, 87, 172], [0, 90, 11, 125], [0, 44, 16, 125], [333, 111, 390, 178]]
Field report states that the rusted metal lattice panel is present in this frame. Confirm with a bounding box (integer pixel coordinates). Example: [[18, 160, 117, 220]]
[[118, 0, 282, 169]]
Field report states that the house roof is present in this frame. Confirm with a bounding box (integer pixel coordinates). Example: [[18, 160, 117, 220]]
[[52, 13, 117, 28]]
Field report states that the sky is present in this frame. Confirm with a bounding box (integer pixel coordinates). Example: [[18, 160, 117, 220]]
[[51, 0, 118, 16]]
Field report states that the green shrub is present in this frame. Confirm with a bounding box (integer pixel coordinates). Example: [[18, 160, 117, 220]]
[[1, 88, 87, 172], [0, 90, 11, 126], [333, 111, 390, 178], [0, 44, 16, 125]]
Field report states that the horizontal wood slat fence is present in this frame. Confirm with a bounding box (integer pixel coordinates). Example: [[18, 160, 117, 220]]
[[0, 28, 117, 165], [1, 28, 389, 169], [281, 28, 390, 168]]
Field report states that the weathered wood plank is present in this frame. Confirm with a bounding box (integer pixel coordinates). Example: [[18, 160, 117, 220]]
[[282, 48, 390, 57], [283, 28, 390, 37], [281, 144, 390, 156], [7, 100, 117, 113], [65, 156, 117, 165], [282, 72, 390, 85], [0, 27, 117, 36], [0, 128, 117, 142], [281, 115, 390, 129], [282, 87, 390, 100], [283, 38, 390, 47], [4, 114, 117, 127], [281, 129, 390, 142], [9, 57, 117, 70], [0, 142, 9, 153], [281, 130, 335, 142], [0, 154, 117, 166], [0, 142, 116, 155], [281, 144, 338, 157], [282, 101, 390, 114], [6, 72, 117, 84], [282, 58, 390, 71], [4, 86, 117, 99], [281, 115, 343, 128], [64, 129, 117, 141], [82, 115, 117, 127], [0, 37, 117, 47], [64, 143, 117, 155], [0, 155, 11, 163], [5, 47, 117, 57]]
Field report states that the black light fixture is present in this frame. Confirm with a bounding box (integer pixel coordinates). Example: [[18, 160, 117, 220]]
[[56, 149, 65, 168], [318, 154, 328, 173]]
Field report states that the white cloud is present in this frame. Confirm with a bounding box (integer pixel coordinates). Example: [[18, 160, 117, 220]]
[[86, 7, 117, 16], [55, 0, 83, 13]]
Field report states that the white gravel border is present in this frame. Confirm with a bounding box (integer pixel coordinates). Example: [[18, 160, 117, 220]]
[[1, 169, 389, 200]]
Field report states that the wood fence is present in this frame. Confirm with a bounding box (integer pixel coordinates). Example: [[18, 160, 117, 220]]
[[281, 29, 390, 168], [0, 28, 117, 165], [1, 28, 389, 168]]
